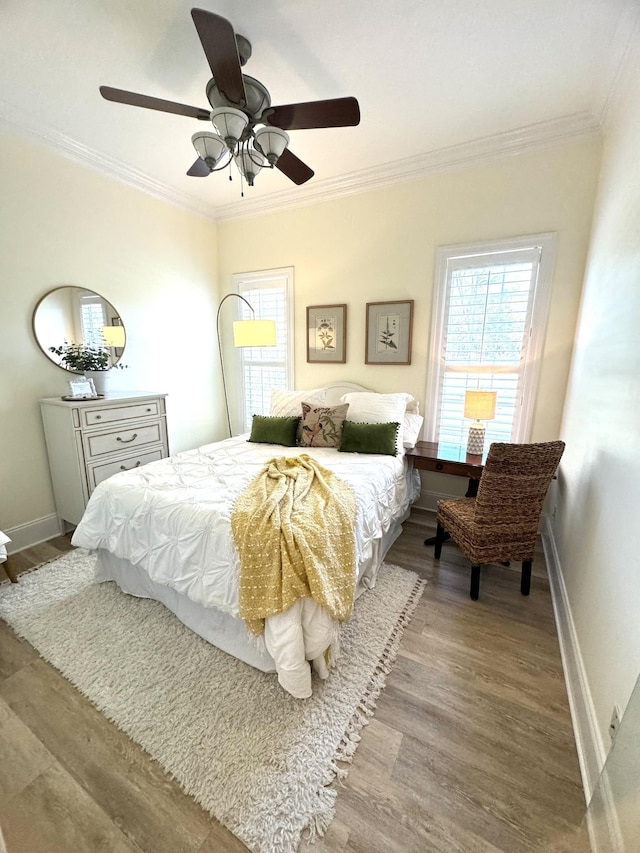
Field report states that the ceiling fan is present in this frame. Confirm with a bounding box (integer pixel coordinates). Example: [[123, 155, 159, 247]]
[[99, 8, 361, 192]]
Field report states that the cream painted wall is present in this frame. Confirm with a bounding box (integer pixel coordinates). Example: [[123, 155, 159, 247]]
[[0, 129, 223, 539], [218, 139, 601, 503], [555, 38, 640, 757]]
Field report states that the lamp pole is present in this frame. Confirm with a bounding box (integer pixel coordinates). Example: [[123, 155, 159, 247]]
[[216, 292, 255, 437]]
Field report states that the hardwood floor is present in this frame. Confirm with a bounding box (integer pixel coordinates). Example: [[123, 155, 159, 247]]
[[0, 513, 592, 852]]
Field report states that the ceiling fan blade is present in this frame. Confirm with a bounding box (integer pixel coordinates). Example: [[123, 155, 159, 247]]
[[191, 9, 246, 106], [100, 86, 210, 121], [187, 158, 211, 177], [276, 148, 314, 185], [265, 97, 360, 130]]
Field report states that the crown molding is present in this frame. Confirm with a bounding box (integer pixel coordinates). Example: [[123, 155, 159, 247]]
[[214, 111, 602, 223], [0, 101, 216, 222], [0, 101, 600, 226], [597, 7, 640, 130]]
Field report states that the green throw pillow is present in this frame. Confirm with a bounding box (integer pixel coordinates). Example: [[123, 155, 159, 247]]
[[248, 415, 300, 447], [339, 420, 400, 456]]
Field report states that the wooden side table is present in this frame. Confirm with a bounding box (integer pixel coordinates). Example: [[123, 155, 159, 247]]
[[406, 441, 486, 545]]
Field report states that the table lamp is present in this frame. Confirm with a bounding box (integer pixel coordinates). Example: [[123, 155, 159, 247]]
[[464, 390, 497, 455]]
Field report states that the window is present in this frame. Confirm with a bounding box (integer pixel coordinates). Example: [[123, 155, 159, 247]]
[[71, 290, 108, 347], [424, 233, 556, 448], [232, 268, 294, 432]]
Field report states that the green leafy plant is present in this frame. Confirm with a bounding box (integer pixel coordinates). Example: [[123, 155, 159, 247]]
[[49, 341, 122, 371]]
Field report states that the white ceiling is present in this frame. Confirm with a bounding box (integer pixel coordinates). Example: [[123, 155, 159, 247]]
[[1, 0, 638, 221]]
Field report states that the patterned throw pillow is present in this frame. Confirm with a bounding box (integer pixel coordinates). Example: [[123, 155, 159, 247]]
[[298, 403, 349, 449]]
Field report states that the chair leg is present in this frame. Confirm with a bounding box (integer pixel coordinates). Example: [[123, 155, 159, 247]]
[[521, 560, 532, 596], [433, 522, 447, 559], [470, 564, 481, 600]]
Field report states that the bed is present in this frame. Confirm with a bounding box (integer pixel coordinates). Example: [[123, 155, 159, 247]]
[[71, 383, 422, 698]]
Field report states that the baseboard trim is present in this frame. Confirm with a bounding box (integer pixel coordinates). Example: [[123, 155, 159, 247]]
[[541, 514, 608, 803], [4, 515, 63, 555]]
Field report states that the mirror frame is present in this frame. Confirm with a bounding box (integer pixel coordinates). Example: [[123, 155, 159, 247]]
[[32, 286, 126, 373]]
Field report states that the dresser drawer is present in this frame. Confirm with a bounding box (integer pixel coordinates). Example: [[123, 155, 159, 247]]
[[82, 400, 161, 428], [83, 422, 164, 459], [88, 448, 165, 490]]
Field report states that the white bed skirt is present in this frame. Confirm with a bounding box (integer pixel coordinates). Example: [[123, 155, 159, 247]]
[[94, 506, 410, 673]]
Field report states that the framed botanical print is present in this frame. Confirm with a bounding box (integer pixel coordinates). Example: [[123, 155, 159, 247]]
[[306, 304, 347, 363], [365, 300, 414, 364]]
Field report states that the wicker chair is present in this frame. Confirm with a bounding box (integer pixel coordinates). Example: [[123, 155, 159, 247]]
[[433, 441, 565, 600]]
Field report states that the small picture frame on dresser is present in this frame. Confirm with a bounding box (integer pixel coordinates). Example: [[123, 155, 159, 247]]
[[66, 377, 97, 399]]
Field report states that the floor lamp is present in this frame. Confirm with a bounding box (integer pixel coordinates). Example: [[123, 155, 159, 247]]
[[464, 389, 497, 455], [217, 293, 277, 436]]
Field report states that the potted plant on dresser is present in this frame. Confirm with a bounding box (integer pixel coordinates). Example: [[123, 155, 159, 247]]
[[48, 341, 121, 395]]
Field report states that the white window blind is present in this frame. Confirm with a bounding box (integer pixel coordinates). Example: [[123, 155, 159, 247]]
[[425, 234, 555, 448], [73, 292, 107, 348], [233, 268, 294, 432]]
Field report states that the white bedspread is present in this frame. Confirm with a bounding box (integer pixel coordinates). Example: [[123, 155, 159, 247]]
[[71, 436, 420, 696], [72, 436, 419, 614]]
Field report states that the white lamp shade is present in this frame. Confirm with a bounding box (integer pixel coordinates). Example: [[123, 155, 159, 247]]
[[102, 325, 126, 347], [210, 107, 248, 147], [191, 131, 227, 167], [233, 319, 277, 347], [234, 148, 265, 186], [254, 126, 289, 166], [464, 390, 497, 421]]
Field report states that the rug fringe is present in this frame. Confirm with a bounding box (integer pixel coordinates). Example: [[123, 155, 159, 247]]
[[306, 573, 427, 840]]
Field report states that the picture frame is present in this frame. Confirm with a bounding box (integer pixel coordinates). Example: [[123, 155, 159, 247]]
[[67, 377, 97, 398], [306, 304, 347, 363], [365, 300, 414, 365]]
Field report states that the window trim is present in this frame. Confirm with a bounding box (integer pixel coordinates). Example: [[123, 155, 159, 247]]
[[423, 232, 556, 444], [231, 266, 294, 432]]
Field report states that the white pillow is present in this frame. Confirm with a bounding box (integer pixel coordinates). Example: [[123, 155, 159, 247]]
[[339, 391, 413, 424], [270, 388, 327, 418], [402, 412, 424, 448]]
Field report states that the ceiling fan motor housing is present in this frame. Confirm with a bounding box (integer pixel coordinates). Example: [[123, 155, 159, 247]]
[[206, 75, 271, 123]]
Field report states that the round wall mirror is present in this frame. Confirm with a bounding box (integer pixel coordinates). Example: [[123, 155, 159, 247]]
[[33, 286, 126, 373]]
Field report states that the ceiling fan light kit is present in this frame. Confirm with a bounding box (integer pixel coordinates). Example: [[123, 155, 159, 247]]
[[99, 8, 360, 196], [234, 147, 265, 187], [254, 127, 290, 167], [191, 131, 228, 170], [210, 106, 249, 150]]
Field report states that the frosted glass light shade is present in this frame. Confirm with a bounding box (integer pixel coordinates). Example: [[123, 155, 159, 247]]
[[254, 126, 289, 166], [210, 107, 248, 148], [234, 148, 265, 186], [102, 325, 125, 348], [191, 131, 227, 168], [464, 390, 497, 421], [233, 319, 277, 347]]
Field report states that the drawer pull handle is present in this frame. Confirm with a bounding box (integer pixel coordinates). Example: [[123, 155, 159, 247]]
[[95, 415, 102, 420], [120, 461, 142, 471], [117, 433, 138, 444], [436, 462, 443, 471], [146, 407, 152, 412]]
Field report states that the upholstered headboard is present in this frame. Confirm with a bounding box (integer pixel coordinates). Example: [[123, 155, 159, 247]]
[[322, 381, 370, 405]]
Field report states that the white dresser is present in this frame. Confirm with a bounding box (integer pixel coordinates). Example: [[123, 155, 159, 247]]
[[40, 392, 169, 527]]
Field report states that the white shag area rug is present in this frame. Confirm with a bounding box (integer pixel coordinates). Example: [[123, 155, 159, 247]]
[[0, 550, 425, 853]]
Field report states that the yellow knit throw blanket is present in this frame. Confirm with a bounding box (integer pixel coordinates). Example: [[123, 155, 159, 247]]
[[231, 454, 357, 635]]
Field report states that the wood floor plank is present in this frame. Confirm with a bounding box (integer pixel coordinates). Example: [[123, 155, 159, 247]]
[[0, 764, 140, 853], [0, 509, 591, 852], [0, 619, 37, 681], [0, 696, 55, 799], [0, 659, 217, 853]]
